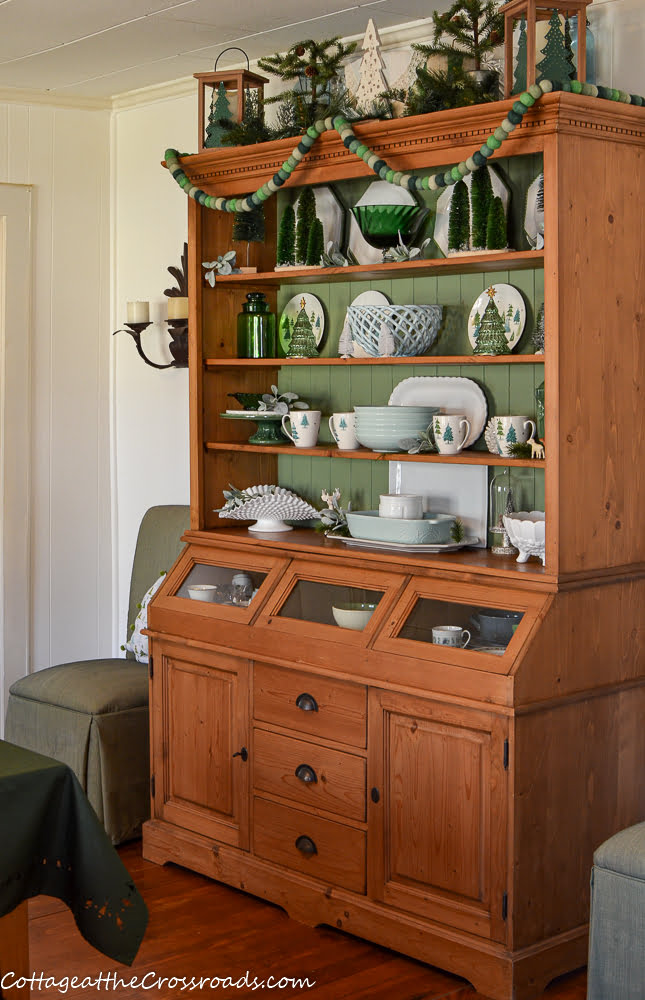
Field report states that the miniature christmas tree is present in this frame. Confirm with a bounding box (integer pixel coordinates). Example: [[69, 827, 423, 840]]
[[257, 37, 357, 125], [513, 18, 528, 94], [355, 19, 388, 108], [448, 179, 471, 252], [537, 12, 572, 85], [204, 82, 234, 148], [475, 287, 509, 354], [532, 301, 545, 353], [471, 166, 493, 249], [486, 195, 507, 250], [277, 205, 296, 266], [295, 188, 317, 264], [232, 205, 265, 267], [287, 297, 319, 358], [306, 218, 324, 266], [417, 0, 504, 72], [564, 16, 577, 81]]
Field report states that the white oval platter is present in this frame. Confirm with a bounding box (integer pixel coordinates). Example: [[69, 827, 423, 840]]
[[388, 376, 488, 448]]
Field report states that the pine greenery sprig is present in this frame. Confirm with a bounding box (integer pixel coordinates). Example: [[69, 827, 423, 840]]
[[257, 37, 358, 102], [416, 0, 504, 72]]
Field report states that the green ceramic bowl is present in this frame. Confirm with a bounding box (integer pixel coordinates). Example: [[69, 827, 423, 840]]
[[346, 510, 456, 545]]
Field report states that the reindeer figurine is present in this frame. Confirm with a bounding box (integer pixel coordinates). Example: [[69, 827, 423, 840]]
[[530, 437, 545, 459]]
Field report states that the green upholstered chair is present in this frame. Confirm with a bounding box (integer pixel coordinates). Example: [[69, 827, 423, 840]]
[[4, 505, 189, 845]]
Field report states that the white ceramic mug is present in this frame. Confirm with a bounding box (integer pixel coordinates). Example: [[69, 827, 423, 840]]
[[329, 412, 359, 451], [494, 415, 537, 456], [431, 625, 471, 647], [281, 409, 321, 448], [378, 493, 424, 519], [433, 414, 471, 455]]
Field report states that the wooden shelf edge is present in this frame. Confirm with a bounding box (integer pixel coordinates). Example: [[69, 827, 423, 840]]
[[211, 250, 544, 285], [204, 441, 545, 468], [205, 354, 545, 368]]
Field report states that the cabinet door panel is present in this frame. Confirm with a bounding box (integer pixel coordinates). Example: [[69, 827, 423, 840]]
[[368, 689, 507, 942], [151, 643, 250, 848]]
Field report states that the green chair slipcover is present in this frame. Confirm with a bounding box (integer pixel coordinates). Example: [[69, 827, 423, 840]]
[[4, 505, 189, 844]]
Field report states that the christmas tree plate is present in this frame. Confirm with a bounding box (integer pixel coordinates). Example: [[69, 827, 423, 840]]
[[388, 376, 487, 448], [467, 284, 526, 354], [279, 293, 325, 357]]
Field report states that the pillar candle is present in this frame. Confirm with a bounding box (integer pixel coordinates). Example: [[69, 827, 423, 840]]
[[126, 301, 149, 323], [168, 297, 189, 320]]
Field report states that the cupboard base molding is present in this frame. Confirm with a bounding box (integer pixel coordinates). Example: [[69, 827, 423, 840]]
[[143, 819, 586, 1000]]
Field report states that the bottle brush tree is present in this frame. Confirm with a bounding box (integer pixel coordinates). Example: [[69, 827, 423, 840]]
[[448, 179, 471, 252], [306, 218, 325, 266], [277, 205, 296, 266], [232, 205, 266, 266], [470, 165, 493, 249], [486, 195, 507, 250], [295, 188, 317, 264]]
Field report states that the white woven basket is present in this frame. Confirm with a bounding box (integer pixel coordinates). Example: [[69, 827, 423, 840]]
[[346, 304, 442, 357]]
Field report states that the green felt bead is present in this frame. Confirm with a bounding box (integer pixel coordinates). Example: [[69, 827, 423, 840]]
[[314, 120, 326, 134], [451, 166, 461, 181], [570, 80, 582, 94], [584, 83, 598, 98], [513, 101, 527, 115], [392, 171, 403, 185], [349, 139, 360, 153], [501, 118, 515, 133], [619, 90, 630, 103], [385, 169, 395, 183], [520, 92, 535, 107], [421, 176, 431, 189], [283, 163, 293, 174], [444, 170, 454, 184], [286, 156, 298, 168], [529, 84, 542, 100], [494, 127, 507, 142], [611, 89, 620, 101], [487, 135, 502, 149], [355, 144, 368, 158], [307, 126, 319, 139], [458, 162, 469, 176], [379, 166, 389, 179]]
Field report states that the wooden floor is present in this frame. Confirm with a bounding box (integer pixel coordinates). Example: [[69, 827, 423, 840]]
[[23, 841, 587, 999]]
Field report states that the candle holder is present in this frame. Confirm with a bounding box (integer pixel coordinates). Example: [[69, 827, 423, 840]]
[[113, 243, 189, 370]]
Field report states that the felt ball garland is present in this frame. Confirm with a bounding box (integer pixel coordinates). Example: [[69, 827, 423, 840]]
[[165, 79, 645, 211]]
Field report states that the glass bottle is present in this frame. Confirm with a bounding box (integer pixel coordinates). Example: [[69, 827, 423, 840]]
[[237, 292, 276, 359], [489, 468, 517, 556], [571, 17, 596, 85]]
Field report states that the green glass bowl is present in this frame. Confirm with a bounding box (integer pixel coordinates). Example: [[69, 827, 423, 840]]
[[351, 205, 428, 249]]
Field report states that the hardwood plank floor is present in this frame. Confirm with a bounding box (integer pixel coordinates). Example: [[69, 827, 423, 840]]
[[21, 842, 587, 999]]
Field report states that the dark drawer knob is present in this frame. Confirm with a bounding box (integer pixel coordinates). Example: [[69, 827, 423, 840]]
[[295, 835, 317, 856], [295, 692, 318, 713], [295, 764, 318, 784]]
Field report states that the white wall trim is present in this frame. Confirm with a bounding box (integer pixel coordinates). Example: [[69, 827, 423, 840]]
[[0, 86, 110, 111]]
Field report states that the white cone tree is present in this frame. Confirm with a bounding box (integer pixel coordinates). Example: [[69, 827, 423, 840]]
[[355, 19, 387, 107]]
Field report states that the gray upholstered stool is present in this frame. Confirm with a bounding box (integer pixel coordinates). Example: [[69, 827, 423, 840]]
[[5, 505, 189, 844], [587, 821, 645, 1000]]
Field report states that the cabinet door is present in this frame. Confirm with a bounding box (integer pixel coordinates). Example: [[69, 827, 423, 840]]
[[150, 641, 250, 849], [368, 689, 508, 942]]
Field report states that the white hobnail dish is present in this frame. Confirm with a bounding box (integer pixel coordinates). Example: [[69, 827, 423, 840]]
[[503, 511, 546, 565]]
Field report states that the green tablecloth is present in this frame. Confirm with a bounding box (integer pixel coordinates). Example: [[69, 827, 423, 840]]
[[0, 740, 147, 965]]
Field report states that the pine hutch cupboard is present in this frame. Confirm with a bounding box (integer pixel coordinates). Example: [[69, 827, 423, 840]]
[[143, 94, 645, 1000]]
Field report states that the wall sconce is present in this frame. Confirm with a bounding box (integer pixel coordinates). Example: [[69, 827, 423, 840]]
[[114, 244, 189, 370]]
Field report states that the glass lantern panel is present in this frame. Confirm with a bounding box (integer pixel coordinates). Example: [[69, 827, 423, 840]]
[[276, 580, 384, 631], [177, 563, 267, 607], [398, 598, 524, 654]]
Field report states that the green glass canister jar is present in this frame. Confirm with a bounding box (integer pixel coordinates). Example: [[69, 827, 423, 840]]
[[237, 292, 276, 359]]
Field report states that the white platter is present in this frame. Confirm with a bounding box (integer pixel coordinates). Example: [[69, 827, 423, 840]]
[[338, 535, 479, 554], [388, 376, 487, 448], [350, 289, 391, 308], [467, 283, 526, 353]]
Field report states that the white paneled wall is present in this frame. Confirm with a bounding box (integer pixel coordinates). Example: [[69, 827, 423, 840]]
[[112, 93, 195, 648], [0, 101, 112, 673]]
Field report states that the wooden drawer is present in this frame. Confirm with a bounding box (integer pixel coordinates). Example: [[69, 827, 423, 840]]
[[253, 662, 366, 748], [253, 728, 366, 821], [253, 797, 366, 894]]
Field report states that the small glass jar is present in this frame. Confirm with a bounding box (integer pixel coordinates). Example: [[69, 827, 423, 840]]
[[237, 292, 276, 359]]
